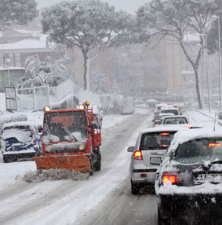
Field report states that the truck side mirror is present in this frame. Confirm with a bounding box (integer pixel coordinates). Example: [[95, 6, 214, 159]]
[[91, 121, 100, 129], [38, 126, 43, 134]]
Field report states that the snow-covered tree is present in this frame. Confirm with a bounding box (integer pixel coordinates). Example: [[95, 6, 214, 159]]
[[111, 80, 121, 94], [90, 68, 109, 94], [136, 0, 222, 109], [41, 0, 131, 90], [17, 55, 68, 88], [0, 0, 38, 31], [207, 12, 222, 55]]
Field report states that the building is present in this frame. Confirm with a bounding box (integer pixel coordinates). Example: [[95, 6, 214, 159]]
[[0, 24, 66, 91], [90, 35, 183, 99], [0, 67, 25, 92]]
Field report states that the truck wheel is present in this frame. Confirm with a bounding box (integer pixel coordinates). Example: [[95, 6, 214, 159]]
[[3, 155, 9, 163], [131, 180, 140, 195], [94, 152, 101, 171]]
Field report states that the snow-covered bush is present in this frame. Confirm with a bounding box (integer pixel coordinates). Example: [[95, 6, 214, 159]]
[[17, 55, 68, 88]]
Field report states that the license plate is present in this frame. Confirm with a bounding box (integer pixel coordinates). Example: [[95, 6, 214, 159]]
[[150, 157, 162, 165], [195, 173, 222, 184]]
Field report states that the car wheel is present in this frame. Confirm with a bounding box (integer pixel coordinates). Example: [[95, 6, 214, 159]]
[[131, 180, 140, 195], [158, 208, 170, 225], [3, 155, 16, 163], [171, 216, 184, 225], [3, 155, 9, 163]]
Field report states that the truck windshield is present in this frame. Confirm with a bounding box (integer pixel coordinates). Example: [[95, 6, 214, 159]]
[[43, 111, 87, 143]]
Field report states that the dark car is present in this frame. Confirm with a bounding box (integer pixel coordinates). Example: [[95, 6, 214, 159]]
[[1, 121, 42, 162], [155, 128, 222, 224]]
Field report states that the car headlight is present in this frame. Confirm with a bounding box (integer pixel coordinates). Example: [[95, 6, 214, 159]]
[[46, 148, 51, 152], [79, 145, 85, 151]]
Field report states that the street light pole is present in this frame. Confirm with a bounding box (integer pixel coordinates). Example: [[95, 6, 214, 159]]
[[217, 16, 222, 109], [205, 37, 211, 113], [201, 33, 211, 113], [6, 58, 11, 87]]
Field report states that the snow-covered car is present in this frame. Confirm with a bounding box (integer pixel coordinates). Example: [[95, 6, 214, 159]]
[[127, 126, 182, 195], [146, 99, 158, 108], [1, 121, 42, 163], [158, 115, 189, 125], [121, 105, 135, 115], [155, 128, 222, 224], [154, 103, 168, 116]]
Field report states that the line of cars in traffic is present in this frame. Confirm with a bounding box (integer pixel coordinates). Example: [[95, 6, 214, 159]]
[[127, 103, 222, 224]]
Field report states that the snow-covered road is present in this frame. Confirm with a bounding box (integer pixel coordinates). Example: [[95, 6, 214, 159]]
[[0, 107, 219, 225]]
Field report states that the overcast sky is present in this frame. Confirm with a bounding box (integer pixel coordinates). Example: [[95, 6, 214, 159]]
[[36, 0, 149, 14]]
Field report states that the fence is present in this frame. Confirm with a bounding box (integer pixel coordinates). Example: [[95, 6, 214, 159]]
[[17, 86, 49, 111], [15, 79, 75, 111], [5, 87, 17, 111]]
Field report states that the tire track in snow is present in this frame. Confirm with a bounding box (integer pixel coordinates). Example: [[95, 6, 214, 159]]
[[0, 114, 151, 225]]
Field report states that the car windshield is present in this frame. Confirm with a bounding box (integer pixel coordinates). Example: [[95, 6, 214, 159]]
[[174, 138, 222, 163], [43, 111, 87, 143], [140, 132, 176, 150], [161, 109, 179, 115], [164, 117, 187, 124], [2, 125, 32, 142]]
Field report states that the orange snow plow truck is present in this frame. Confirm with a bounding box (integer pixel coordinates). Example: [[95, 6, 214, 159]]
[[33, 101, 101, 174]]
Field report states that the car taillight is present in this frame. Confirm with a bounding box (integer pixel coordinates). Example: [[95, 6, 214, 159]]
[[133, 150, 143, 160], [209, 143, 221, 148], [160, 144, 168, 148], [160, 132, 169, 136], [162, 172, 181, 184]]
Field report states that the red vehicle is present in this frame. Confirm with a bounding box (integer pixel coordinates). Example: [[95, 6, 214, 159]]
[[33, 102, 101, 174]]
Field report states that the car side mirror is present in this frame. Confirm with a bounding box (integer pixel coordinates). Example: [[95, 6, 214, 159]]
[[91, 121, 101, 129], [127, 146, 134, 152]]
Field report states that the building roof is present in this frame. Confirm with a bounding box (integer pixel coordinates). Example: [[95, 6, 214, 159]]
[[0, 35, 53, 50]]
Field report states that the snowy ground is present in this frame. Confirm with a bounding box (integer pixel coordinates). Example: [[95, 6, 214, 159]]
[[0, 106, 221, 225]]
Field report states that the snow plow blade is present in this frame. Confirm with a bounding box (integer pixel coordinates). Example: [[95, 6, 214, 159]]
[[33, 155, 91, 173]]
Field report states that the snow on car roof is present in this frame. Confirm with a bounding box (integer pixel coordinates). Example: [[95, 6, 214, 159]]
[[157, 123, 202, 129], [161, 107, 178, 110], [139, 125, 186, 134], [158, 113, 174, 116], [162, 115, 187, 118], [2, 121, 41, 129], [168, 128, 222, 153]]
